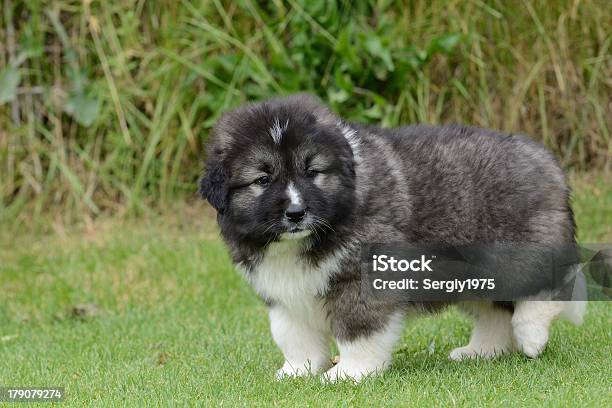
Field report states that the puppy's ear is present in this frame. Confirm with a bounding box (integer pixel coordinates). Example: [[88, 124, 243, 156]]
[[199, 161, 229, 214]]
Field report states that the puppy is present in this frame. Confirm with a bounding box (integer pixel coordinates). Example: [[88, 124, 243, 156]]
[[200, 94, 586, 382]]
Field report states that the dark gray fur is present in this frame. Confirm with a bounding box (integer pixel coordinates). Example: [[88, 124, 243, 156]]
[[200, 93, 575, 342]]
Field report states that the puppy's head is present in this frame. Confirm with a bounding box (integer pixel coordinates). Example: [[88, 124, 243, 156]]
[[200, 94, 357, 245]]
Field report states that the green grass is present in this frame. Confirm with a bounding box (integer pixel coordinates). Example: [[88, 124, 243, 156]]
[[1, 1, 610, 224], [0, 175, 610, 406]]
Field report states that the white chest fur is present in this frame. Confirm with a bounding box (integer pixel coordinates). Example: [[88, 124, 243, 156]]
[[250, 240, 330, 304], [244, 239, 349, 329]]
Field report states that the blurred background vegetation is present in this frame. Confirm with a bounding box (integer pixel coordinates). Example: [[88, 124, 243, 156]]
[[0, 0, 610, 227]]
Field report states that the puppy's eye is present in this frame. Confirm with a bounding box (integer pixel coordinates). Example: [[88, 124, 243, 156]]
[[255, 175, 271, 186], [305, 169, 319, 178]]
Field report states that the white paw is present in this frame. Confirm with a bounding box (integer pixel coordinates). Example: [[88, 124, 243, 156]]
[[275, 359, 330, 380], [449, 346, 479, 361], [322, 362, 387, 383], [449, 345, 509, 361], [513, 324, 549, 358], [275, 361, 310, 380]]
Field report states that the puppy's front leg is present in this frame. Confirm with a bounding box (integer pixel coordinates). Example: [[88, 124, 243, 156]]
[[269, 305, 331, 379], [324, 311, 404, 383]]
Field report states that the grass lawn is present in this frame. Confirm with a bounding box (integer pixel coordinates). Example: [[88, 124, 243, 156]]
[[0, 174, 610, 406]]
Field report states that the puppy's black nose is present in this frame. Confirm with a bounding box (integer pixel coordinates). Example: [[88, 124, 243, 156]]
[[285, 204, 306, 223]]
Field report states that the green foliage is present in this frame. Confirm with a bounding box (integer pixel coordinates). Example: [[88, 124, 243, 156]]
[[45, 9, 100, 127], [0, 1, 610, 222]]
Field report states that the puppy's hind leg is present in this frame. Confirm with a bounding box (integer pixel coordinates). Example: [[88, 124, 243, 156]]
[[512, 300, 564, 358], [450, 303, 514, 361]]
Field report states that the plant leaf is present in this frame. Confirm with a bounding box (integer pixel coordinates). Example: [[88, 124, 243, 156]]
[[365, 37, 395, 72], [0, 67, 21, 104], [65, 92, 100, 127], [427, 33, 463, 57]]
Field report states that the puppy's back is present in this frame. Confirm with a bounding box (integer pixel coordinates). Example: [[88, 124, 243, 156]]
[[361, 124, 574, 245]]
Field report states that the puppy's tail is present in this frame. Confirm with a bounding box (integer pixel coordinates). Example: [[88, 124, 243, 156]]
[[560, 266, 587, 325]]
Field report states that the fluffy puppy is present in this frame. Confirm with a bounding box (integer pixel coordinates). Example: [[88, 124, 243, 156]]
[[200, 94, 585, 382]]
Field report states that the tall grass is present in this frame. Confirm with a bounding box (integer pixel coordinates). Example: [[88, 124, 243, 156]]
[[0, 0, 610, 225]]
